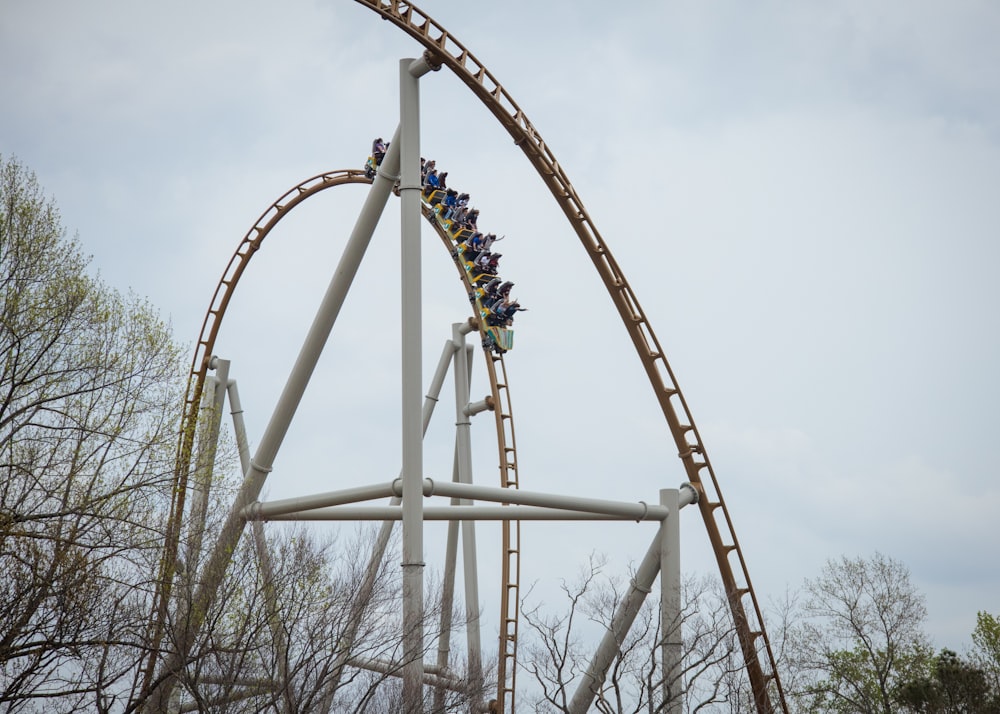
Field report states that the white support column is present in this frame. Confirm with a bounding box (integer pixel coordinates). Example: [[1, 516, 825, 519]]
[[434, 328, 480, 712], [434, 445, 461, 713], [452, 330, 483, 691], [184, 357, 228, 583], [319, 337, 456, 712], [399, 55, 434, 713], [219, 373, 295, 709], [661, 488, 683, 714], [226, 376, 251, 474]]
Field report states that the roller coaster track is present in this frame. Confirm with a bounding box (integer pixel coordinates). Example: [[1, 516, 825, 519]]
[[351, 1, 791, 713], [145, 168, 524, 710], [143, 169, 370, 701]]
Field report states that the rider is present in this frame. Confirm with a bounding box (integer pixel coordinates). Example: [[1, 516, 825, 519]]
[[372, 137, 387, 165]]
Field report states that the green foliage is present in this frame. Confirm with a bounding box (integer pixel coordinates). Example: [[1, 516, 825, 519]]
[[973, 612, 1000, 687], [894, 648, 1000, 713], [790, 552, 933, 714], [798, 642, 932, 714], [0, 154, 185, 708]]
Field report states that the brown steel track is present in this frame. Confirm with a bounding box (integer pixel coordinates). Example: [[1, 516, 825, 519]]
[[352, 2, 791, 713], [146, 168, 523, 709], [423, 217, 523, 712]]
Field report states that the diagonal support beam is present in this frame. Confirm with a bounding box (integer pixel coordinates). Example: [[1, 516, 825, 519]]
[[568, 484, 697, 714], [143, 123, 405, 712]]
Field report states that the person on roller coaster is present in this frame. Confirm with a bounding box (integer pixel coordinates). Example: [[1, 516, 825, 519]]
[[480, 279, 503, 311], [472, 251, 502, 277], [490, 298, 526, 325], [463, 231, 484, 259], [422, 168, 440, 197], [451, 205, 469, 226], [481, 277, 502, 303], [480, 233, 504, 252], [473, 250, 493, 273], [441, 189, 458, 218], [482, 281, 512, 312], [372, 137, 387, 165]]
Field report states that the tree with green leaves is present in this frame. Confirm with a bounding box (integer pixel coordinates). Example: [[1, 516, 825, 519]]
[[894, 648, 1000, 713], [0, 154, 185, 709], [972, 612, 1000, 695], [787, 552, 933, 714]]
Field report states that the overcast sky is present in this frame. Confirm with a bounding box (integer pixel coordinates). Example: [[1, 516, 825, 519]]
[[4, 0, 999, 663]]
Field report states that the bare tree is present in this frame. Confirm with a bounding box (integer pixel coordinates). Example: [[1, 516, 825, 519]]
[[162, 517, 489, 713], [518, 555, 763, 713]]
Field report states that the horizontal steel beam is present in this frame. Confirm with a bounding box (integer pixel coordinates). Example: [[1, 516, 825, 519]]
[[244, 481, 398, 520], [258, 505, 668, 522], [245, 481, 698, 522]]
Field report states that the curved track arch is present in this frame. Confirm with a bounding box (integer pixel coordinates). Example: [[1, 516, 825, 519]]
[[353, 1, 790, 713], [148, 169, 368, 694], [148, 167, 525, 708]]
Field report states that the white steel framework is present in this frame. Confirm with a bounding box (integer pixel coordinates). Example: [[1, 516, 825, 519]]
[[144, 54, 700, 714]]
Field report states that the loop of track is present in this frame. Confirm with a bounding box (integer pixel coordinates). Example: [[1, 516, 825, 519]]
[[146, 170, 367, 691], [353, 2, 790, 712], [146, 169, 372, 697], [150, 167, 522, 708]]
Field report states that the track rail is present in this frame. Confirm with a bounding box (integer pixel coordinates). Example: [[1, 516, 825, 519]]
[[490, 355, 522, 708], [146, 168, 522, 709], [352, 2, 790, 712], [424, 215, 525, 710]]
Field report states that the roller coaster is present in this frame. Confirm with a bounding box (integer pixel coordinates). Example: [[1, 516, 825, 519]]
[[138, 1, 791, 712]]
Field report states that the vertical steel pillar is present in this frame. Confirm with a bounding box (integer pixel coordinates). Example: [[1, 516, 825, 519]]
[[434, 445, 461, 713], [399, 55, 434, 712], [452, 329, 483, 690], [225, 377, 251, 474], [435, 328, 485, 711], [321, 339, 457, 712], [221, 375, 293, 712], [661, 488, 683, 714], [184, 358, 228, 582]]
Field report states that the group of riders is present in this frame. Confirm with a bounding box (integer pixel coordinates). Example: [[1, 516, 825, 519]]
[[367, 137, 526, 345]]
